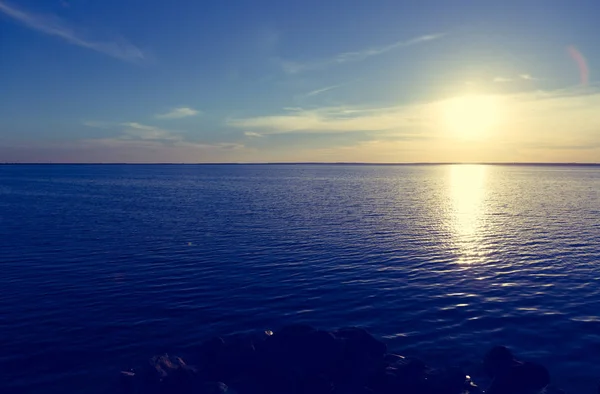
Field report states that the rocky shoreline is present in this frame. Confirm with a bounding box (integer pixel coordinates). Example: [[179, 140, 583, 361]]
[[119, 325, 557, 394]]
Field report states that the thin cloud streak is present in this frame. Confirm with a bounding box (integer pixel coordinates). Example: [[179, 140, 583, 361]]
[[155, 107, 201, 119], [519, 74, 537, 80], [0, 0, 145, 62], [121, 126, 179, 141], [493, 74, 537, 83], [281, 33, 446, 74], [228, 104, 430, 134], [334, 33, 445, 63], [84, 120, 182, 142], [305, 84, 343, 97], [121, 122, 156, 131]]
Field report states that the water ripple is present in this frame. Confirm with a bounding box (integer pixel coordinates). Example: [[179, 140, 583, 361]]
[[1, 164, 599, 393]]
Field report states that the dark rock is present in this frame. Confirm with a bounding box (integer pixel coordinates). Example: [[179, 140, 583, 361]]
[[119, 369, 138, 393], [464, 375, 480, 393], [275, 324, 318, 339], [368, 365, 403, 394], [246, 326, 342, 394], [246, 330, 273, 350], [333, 327, 387, 359], [334, 387, 375, 394], [302, 330, 341, 372], [259, 325, 340, 374], [370, 357, 474, 394], [198, 337, 226, 363], [149, 355, 200, 393], [330, 327, 387, 388], [483, 346, 515, 378], [484, 347, 550, 394], [299, 373, 334, 394], [220, 337, 257, 380], [377, 358, 427, 394], [257, 325, 315, 364], [392, 356, 427, 375], [118, 329, 563, 394], [383, 353, 405, 364], [421, 366, 472, 394], [202, 381, 229, 394], [118, 354, 201, 394], [196, 336, 259, 384]]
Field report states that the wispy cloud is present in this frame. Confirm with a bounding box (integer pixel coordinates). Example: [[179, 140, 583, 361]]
[[493, 74, 538, 83], [244, 131, 263, 138], [0, 0, 144, 62], [119, 122, 181, 141], [228, 104, 429, 134], [84, 119, 245, 147], [305, 84, 343, 97], [120, 122, 156, 131], [155, 107, 201, 119], [84, 120, 182, 142], [281, 33, 446, 74], [519, 74, 537, 81], [334, 34, 445, 63], [76, 119, 251, 161]]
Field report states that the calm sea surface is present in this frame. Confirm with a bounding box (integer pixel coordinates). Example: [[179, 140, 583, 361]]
[[1, 164, 599, 393]]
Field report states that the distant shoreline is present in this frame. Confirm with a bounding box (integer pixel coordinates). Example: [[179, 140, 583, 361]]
[[1, 162, 599, 166]]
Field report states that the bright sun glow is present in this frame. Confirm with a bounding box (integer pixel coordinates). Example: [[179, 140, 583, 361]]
[[441, 95, 503, 139]]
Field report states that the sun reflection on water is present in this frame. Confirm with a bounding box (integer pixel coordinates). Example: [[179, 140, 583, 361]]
[[447, 165, 487, 262]]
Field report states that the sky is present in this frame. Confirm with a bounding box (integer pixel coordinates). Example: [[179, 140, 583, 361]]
[[1, 0, 599, 163]]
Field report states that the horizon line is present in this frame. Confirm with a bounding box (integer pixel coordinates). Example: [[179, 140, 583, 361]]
[[1, 162, 600, 166]]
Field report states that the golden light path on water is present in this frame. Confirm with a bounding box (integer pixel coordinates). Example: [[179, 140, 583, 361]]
[[447, 164, 488, 264]]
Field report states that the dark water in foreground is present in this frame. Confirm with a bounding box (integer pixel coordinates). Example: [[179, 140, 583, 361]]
[[1, 164, 599, 393]]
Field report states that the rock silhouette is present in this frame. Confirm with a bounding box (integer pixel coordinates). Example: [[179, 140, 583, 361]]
[[483, 346, 550, 394], [119, 326, 553, 394]]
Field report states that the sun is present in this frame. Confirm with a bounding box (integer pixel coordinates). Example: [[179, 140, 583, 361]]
[[441, 94, 503, 139]]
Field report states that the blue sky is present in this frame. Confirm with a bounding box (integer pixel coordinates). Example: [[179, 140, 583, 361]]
[[1, 0, 599, 163]]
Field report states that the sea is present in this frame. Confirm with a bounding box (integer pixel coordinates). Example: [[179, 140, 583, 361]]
[[1, 164, 599, 394]]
